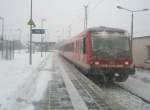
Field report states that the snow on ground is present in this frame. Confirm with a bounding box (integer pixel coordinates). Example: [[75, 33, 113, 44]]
[[104, 85, 150, 110], [115, 68, 150, 107], [118, 69, 150, 103], [133, 69, 150, 84], [119, 77, 150, 101], [98, 68, 150, 110], [0, 51, 53, 110], [1, 50, 150, 110]]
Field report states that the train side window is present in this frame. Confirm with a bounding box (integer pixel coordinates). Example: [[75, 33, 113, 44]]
[[80, 37, 86, 54]]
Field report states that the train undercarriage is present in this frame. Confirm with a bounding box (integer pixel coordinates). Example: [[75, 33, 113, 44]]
[[84, 66, 135, 83]]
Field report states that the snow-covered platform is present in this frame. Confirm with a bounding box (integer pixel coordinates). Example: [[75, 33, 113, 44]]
[[0, 51, 53, 110]]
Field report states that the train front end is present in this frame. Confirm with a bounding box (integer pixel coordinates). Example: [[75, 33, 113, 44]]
[[89, 27, 135, 82]]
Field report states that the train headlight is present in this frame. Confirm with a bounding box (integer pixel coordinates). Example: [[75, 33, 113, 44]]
[[124, 61, 129, 65], [95, 61, 100, 65]]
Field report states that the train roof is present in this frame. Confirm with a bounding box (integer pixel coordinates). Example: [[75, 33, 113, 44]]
[[87, 26, 126, 33], [58, 26, 128, 47]]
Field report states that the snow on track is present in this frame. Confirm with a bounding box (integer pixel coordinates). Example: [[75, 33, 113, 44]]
[[119, 77, 150, 103]]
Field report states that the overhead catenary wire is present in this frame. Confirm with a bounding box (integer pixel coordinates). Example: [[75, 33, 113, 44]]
[[91, 0, 105, 11], [68, 0, 106, 35]]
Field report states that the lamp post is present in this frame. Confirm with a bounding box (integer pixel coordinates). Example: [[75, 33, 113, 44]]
[[0, 17, 4, 58], [117, 5, 149, 60], [84, 5, 88, 29], [41, 19, 46, 57], [28, 0, 35, 65]]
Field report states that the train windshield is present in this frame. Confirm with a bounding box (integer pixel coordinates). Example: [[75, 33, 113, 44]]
[[91, 31, 130, 58]]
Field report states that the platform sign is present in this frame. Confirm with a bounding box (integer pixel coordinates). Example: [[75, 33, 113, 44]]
[[27, 19, 36, 27], [32, 29, 45, 34]]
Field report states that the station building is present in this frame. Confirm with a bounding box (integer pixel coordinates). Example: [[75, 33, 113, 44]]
[[133, 36, 150, 69]]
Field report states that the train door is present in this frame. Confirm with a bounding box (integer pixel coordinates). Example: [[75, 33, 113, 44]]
[[80, 37, 86, 62], [75, 40, 79, 60]]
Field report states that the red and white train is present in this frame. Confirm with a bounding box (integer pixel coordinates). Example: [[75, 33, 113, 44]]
[[59, 26, 135, 82]]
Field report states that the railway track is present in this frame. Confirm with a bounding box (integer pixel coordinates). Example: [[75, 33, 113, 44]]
[[57, 56, 125, 110], [86, 71, 150, 106], [114, 83, 150, 104], [87, 76, 150, 105], [98, 83, 150, 110], [57, 55, 150, 110]]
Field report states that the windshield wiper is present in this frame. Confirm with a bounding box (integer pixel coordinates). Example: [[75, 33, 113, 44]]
[[115, 48, 129, 57], [94, 48, 108, 53], [94, 48, 110, 58], [115, 48, 128, 52]]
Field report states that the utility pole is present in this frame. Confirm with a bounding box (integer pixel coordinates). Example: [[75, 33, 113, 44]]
[[68, 25, 71, 38], [84, 5, 88, 29]]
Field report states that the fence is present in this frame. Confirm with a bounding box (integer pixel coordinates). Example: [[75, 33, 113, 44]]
[[0, 40, 14, 60]]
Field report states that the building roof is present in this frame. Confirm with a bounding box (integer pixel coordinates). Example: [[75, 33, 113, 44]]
[[133, 36, 150, 39]]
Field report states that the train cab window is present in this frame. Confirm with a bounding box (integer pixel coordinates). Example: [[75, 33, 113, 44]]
[[83, 38, 86, 53]]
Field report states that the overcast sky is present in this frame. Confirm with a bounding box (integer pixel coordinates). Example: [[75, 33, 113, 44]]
[[0, 0, 150, 43]]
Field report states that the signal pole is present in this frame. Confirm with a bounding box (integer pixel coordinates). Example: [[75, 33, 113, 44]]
[[28, 0, 36, 65], [84, 5, 88, 29], [30, 0, 33, 65]]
